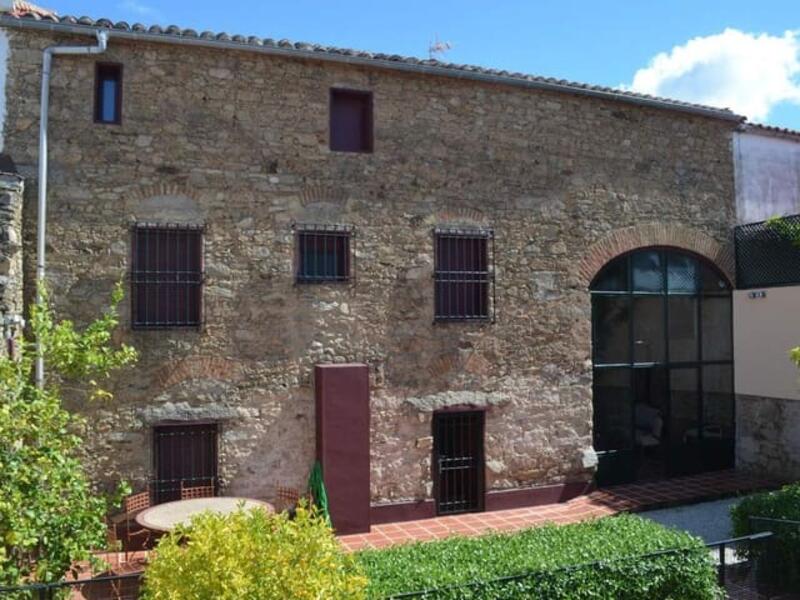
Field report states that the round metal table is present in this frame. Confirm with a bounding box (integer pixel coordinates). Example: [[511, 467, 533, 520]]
[[135, 497, 275, 533]]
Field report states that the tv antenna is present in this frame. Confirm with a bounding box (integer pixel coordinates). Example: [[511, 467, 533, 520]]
[[429, 35, 453, 60]]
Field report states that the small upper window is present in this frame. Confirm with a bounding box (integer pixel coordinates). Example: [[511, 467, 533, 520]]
[[95, 63, 122, 124], [295, 225, 352, 283], [330, 89, 373, 153]]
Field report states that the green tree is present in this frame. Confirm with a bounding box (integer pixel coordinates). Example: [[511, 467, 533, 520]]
[[766, 216, 800, 368], [0, 284, 137, 585]]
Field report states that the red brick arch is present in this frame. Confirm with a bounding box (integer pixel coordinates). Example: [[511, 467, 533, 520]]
[[578, 223, 735, 288], [153, 357, 242, 391]]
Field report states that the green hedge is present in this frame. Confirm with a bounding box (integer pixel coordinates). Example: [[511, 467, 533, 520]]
[[357, 514, 720, 599], [731, 483, 800, 590]]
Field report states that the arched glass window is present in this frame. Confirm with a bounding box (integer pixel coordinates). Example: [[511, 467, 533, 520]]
[[590, 248, 733, 485]]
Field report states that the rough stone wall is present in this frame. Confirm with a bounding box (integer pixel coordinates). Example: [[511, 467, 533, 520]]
[[2, 28, 737, 505], [737, 394, 800, 481], [0, 171, 22, 317]]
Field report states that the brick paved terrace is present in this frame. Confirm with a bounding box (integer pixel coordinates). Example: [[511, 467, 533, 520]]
[[339, 470, 778, 551]]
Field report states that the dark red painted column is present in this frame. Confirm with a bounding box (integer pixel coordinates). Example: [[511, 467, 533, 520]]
[[315, 363, 371, 534]]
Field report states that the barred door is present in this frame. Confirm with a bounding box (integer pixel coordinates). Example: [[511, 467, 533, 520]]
[[433, 411, 484, 515], [153, 423, 218, 503]]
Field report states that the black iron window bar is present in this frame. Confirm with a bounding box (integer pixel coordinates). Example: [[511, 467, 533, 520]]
[[130, 223, 205, 330], [433, 227, 495, 323], [293, 223, 354, 284], [735, 213, 800, 289]]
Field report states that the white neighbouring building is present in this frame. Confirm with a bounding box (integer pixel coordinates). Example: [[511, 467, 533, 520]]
[[733, 124, 800, 481]]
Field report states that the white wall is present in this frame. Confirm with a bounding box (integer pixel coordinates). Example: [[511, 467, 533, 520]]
[[734, 130, 800, 224], [0, 27, 7, 154], [734, 286, 800, 401]]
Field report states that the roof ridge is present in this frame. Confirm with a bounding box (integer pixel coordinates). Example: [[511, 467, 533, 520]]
[[0, 12, 743, 121]]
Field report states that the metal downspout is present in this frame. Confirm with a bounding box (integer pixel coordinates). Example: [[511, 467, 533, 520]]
[[35, 30, 108, 387]]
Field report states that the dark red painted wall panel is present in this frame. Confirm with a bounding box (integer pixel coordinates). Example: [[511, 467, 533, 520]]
[[315, 363, 371, 534]]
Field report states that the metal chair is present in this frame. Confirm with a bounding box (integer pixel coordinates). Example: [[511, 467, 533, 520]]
[[275, 485, 301, 512], [110, 490, 152, 556], [180, 481, 216, 500], [123, 491, 151, 515]]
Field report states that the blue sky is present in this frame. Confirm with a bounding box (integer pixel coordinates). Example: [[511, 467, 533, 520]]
[[46, 0, 800, 129]]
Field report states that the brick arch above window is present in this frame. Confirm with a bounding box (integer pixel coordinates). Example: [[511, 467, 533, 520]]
[[435, 205, 489, 227], [151, 356, 244, 393], [579, 223, 735, 288], [124, 183, 205, 223], [126, 183, 201, 205], [299, 184, 348, 207]]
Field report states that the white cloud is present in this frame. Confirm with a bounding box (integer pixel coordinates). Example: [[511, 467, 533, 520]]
[[626, 28, 800, 120]]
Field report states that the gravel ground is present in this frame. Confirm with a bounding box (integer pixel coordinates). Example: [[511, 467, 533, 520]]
[[639, 497, 743, 543]]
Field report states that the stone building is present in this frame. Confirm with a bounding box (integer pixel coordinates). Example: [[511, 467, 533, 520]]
[[0, 8, 752, 532]]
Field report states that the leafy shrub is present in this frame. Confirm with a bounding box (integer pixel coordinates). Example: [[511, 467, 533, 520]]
[[143, 505, 367, 600], [357, 514, 720, 599], [0, 285, 136, 585], [731, 483, 800, 589]]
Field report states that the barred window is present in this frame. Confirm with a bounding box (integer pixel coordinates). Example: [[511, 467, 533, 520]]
[[434, 228, 494, 322], [131, 224, 203, 328], [295, 224, 352, 283]]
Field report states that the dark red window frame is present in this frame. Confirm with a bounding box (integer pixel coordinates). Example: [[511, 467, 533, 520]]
[[94, 62, 123, 125], [130, 224, 204, 329], [434, 228, 494, 322], [329, 88, 373, 153]]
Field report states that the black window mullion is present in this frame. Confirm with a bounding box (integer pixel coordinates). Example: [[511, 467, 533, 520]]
[[198, 228, 203, 326], [490, 234, 495, 321], [440, 236, 444, 316], [466, 236, 472, 318], [331, 234, 337, 281], [184, 229, 189, 326], [300, 233, 311, 280], [140, 228, 145, 327], [443, 235, 448, 319], [697, 286, 705, 440], [434, 233, 440, 319], [456, 237, 460, 318], [141, 227, 147, 326]]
